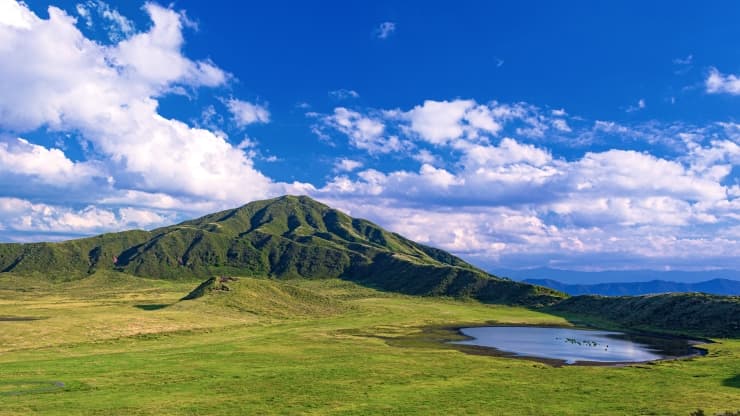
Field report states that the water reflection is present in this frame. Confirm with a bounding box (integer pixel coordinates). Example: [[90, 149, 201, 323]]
[[455, 326, 699, 364]]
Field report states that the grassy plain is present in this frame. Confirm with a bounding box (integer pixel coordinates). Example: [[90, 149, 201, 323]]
[[0, 272, 738, 415]]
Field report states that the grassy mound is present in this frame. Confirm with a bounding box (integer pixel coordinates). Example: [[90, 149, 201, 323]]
[[178, 276, 347, 318]]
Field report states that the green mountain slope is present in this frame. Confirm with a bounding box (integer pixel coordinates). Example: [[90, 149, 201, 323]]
[[550, 293, 740, 337], [0, 195, 563, 306]]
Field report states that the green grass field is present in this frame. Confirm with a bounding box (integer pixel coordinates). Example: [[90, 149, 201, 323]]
[[0, 272, 738, 415]]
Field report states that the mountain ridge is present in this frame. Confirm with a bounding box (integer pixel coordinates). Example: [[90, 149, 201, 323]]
[[495, 267, 740, 284], [524, 278, 740, 296], [0, 195, 563, 306]]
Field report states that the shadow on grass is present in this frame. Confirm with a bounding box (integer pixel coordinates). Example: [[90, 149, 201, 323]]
[[0, 380, 65, 396], [723, 374, 740, 388], [134, 304, 169, 311], [0, 316, 47, 321]]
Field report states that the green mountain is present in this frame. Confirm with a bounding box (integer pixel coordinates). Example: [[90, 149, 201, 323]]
[[0, 195, 563, 306]]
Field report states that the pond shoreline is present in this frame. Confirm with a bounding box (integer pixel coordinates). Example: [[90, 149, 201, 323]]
[[448, 323, 709, 367]]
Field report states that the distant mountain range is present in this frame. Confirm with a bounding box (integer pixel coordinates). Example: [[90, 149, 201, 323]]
[[493, 267, 740, 284], [523, 278, 740, 296]]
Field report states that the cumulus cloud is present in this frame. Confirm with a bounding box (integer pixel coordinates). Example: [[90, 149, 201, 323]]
[[317, 141, 728, 226], [0, 0, 33, 29], [225, 98, 270, 127], [0, 0, 275, 206], [0, 138, 104, 187], [307, 98, 740, 270], [551, 119, 571, 132], [334, 158, 363, 172], [0, 197, 172, 239], [315, 107, 407, 153], [114, 4, 227, 89], [395, 99, 557, 144], [706, 67, 740, 95]]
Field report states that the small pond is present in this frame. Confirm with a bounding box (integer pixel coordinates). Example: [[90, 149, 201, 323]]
[[455, 326, 702, 365]]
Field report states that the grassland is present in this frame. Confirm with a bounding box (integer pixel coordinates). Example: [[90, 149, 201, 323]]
[[0, 272, 738, 415]]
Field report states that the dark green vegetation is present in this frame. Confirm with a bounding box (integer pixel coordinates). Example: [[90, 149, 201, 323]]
[[0, 195, 561, 306], [0, 274, 739, 415], [550, 293, 740, 338]]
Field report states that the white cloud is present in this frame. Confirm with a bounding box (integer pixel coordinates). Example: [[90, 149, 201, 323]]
[[626, 98, 646, 112], [76, 0, 135, 41], [571, 149, 724, 203], [404, 99, 475, 144], [236, 136, 258, 149], [706, 67, 740, 95], [552, 119, 571, 132], [464, 104, 505, 137], [311, 100, 740, 264], [225, 98, 270, 127], [308, 109, 740, 269], [375, 21, 395, 39], [0, 0, 33, 29], [114, 4, 227, 89], [0, 0, 276, 208], [314, 191, 740, 270], [318, 107, 407, 153], [460, 138, 552, 168], [0, 138, 104, 187], [328, 89, 360, 100], [0, 197, 172, 238], [334, 158, 363, 172], [413, 149, 438, 165], [399, 100, 544, 144], [593, 120, 630, 134], [97, 190, 222, 213]]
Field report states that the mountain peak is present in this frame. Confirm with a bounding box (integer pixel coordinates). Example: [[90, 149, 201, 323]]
[[0, 195, 564, 306]]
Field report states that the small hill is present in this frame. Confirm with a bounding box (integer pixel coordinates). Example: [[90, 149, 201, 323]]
[[550, 293, 740, 337], [179, 276, 346, 318], [524, 278, 740, 296], [0, 195, 563, 307]]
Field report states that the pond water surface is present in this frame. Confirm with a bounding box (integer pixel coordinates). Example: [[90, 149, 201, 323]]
[[455, 326, 701, 364]]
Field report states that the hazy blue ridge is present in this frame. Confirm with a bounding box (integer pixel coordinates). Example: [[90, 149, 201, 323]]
[[524, 278, 740, 296]]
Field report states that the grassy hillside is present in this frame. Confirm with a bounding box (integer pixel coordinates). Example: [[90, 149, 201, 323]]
[[550, 293, 740, 338], [0, 195, 563, 306], [178, 276, 347, 318], [0, 274, 738, 415]]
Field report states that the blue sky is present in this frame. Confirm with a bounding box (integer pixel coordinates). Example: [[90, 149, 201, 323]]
[[2, 0, 740, 273]]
